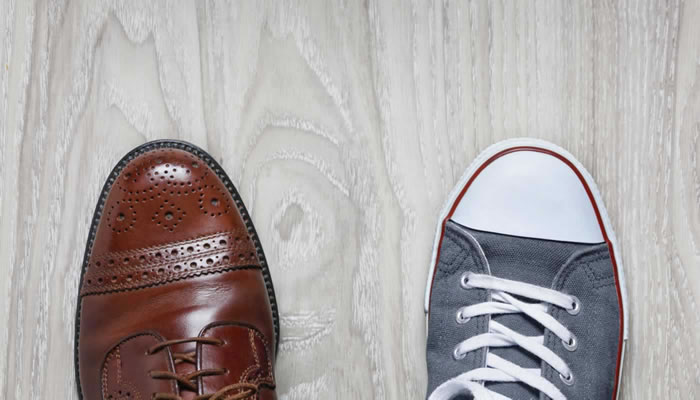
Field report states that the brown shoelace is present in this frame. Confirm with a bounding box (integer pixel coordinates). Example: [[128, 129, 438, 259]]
[[148, 337, 257, 400]]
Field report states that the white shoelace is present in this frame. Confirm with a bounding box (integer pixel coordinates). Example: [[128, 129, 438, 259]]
[[429, 272, 580, 400]]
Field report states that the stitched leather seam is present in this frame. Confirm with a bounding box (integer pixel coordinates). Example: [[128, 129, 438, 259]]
[[239, 333, 260, 385], [80, 265, 261, 297], [90, 230, 249, 261], [244, 331, 259, 383], [239, 365, 256, 386], [202, 323, 275, 389], [240, 329, 274, 386], [89, 232, 255, 272], [102, 341, 146, 400], [85, 244, 256, 278], [116, 347, 122, 384], [82, 257, 257, 294], [102, 350, 114, 398], [82, 236, 259, 295], [259, 330, 274, 383]]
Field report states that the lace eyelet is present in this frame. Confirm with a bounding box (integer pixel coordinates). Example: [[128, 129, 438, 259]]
[[453, 347, 466, 360], [460, 272, 472, 289], [455, 309, 471, 324], [562, 334, 577, 351], [567, 296, 581, 315], [559, 372, 575, 385]]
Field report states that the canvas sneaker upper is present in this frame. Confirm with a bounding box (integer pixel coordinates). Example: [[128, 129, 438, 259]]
[[426, 222, 621, 400], [424, 139, 626, 400]]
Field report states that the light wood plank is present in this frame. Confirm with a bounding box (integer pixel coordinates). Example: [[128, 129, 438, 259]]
[[0, 0, 697, 398]]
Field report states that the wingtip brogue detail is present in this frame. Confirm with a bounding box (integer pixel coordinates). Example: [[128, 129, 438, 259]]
[[80, 230, 260, 296], [77, 140, 278, 400]]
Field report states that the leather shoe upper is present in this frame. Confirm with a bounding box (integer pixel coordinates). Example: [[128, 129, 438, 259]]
[[77, 144, 277, 400]]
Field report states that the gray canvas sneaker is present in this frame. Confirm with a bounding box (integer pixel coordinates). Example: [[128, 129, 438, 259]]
[[424, 139, 628, 400]]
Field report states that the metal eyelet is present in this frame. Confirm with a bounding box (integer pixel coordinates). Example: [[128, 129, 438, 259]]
[[456, 309, 471, 324], [559, 372, 575, 385], [453, 347, 466, 360], [562, 334, 578, 351], [460, 272, 471, 289], [567, 296, 581, 315]]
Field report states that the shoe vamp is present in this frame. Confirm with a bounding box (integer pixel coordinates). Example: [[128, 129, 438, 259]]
[[466, 226, 590, 400]]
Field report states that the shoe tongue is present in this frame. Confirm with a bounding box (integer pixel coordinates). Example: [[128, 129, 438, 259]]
[[465, 226, 589, 400]]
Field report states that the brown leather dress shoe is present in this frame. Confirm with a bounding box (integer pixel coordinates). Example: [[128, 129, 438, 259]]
[[75, 140, 279, 400]]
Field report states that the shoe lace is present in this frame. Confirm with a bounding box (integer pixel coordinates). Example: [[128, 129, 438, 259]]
[[428, 272, 581, 400], [148, 337, 257, 400]]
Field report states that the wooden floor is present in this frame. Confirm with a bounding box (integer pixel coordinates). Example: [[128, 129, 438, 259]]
[[1, 1, 699, 399]]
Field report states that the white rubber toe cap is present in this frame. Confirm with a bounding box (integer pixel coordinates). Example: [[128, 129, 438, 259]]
[[451, 150, 604, 243]]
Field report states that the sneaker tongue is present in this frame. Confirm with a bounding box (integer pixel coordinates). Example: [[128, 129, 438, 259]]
[[465, 226, 589, 400]]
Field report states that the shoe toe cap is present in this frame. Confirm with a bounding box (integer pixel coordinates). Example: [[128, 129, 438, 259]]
[[451, 149, 604, 243], [91, 147, 247, 254]]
